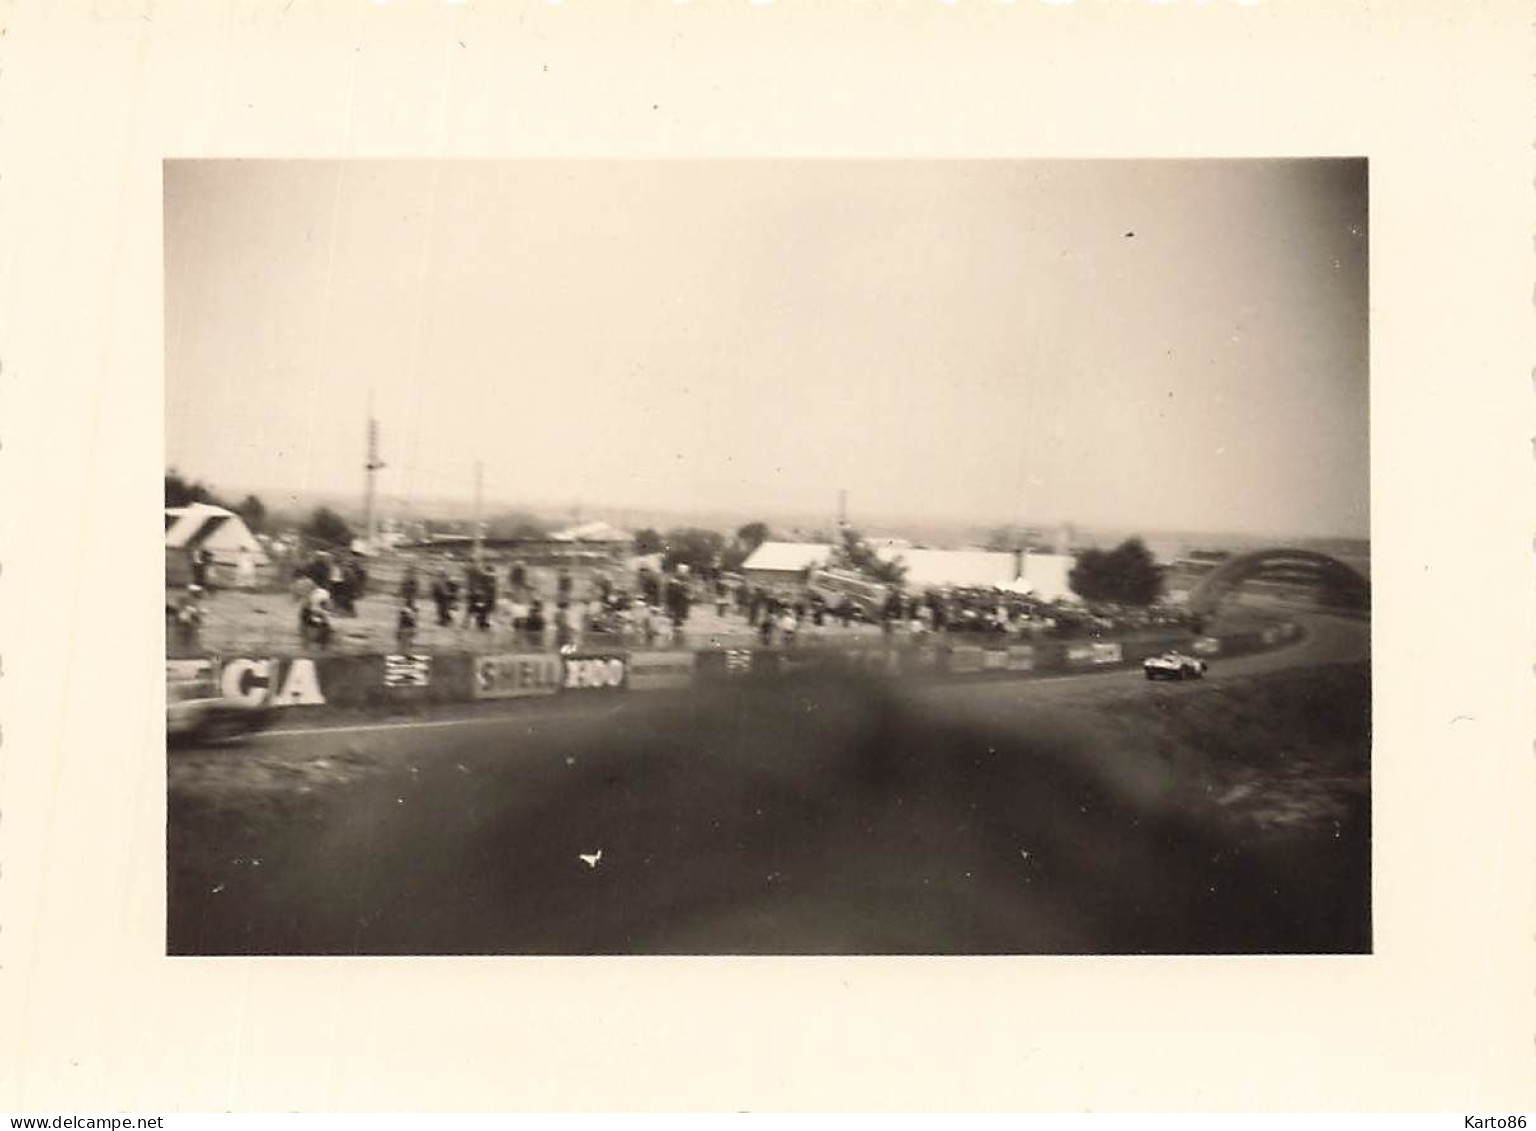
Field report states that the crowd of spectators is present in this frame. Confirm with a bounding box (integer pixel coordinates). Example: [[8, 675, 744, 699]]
[[885, 587, 1200, 641], [265, 549, 1197, 654], [712, 580, 1199, 647]]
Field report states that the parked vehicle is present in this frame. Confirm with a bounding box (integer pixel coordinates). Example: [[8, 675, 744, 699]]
[[805, 568, 890, 621]]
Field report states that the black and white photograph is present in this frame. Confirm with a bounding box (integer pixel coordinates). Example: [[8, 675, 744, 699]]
[[8, 0, 1534, 1114], [165, 158, 1371, 956]]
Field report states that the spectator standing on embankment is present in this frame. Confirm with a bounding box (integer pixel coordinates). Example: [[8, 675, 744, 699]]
[[506, 592, 528, 637], [553, 602, 573, 652], [652, 610, 675, 648], [396, 601, 418, 652], [292, 573, 314, 636], [327, 555, 352, 616], [777, 605, 798, 648], [236, 546, 257, 591], [173, 584, 204, 650], [495, 591, 518, 641], [291, 570, 315, 608], [431, 570, 456, 627], [665, 576, 691, 630], [401, 565, 419, 608], [836, 597, 854, 629], [468, 565, 495, 631], [524, 599, 546, 649], [188, 548, 218, 595], [302, 583, 333, 649]]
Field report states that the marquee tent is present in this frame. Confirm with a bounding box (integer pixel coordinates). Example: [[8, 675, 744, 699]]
[[164, 503, 267, 566]]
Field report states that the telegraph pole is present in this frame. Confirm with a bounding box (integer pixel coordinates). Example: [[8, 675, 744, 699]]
[[472, 460, 484, 566], [364, 407, 385, 552]]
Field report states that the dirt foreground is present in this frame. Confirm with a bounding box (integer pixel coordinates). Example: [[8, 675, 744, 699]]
[[168, 661, 1370, 955]]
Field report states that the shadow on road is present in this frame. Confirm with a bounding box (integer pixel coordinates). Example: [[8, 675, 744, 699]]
[[169, 664, 1370, 956]]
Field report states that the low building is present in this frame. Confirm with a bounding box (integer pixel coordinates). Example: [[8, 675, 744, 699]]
[[741, 541, 836, 588], [742, 540, 1079, 602], [547, 520, 635, 551]]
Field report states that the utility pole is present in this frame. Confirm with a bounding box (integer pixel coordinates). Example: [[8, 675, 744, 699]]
[[364, 407, 385, 552], [472, 460, 484, 566]]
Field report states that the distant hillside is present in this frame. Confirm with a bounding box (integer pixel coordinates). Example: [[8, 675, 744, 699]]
[[226, 482, 1368, 565]]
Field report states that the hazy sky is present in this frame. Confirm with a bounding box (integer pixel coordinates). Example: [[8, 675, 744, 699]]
[[165, 159, 1368, 539]]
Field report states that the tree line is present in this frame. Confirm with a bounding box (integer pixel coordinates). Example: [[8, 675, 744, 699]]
[[169, 468, 1166, 604], [165, 470, 353, 548]]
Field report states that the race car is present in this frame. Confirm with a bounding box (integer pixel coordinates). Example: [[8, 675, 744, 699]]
[[167, 669, 275, 744], [1142, 650, 1208, 681]]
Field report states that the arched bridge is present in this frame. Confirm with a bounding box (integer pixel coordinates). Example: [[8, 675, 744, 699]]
[[1185, 548, 1370, 617]]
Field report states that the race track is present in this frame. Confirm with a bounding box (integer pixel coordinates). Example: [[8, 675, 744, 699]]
[[913, 610, 1367, 710], [168, 613, 1371, 956]]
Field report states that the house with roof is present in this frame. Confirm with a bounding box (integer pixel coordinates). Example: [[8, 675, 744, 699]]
[[740, 541, 836, 588]]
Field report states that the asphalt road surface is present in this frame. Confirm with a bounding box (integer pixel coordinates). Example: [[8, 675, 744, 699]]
[[169, 614, 1370, 956], [230, 609, 1368, 747]]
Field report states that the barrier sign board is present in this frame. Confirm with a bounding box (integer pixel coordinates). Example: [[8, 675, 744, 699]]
[[948, 646, 985, 673], [841, 648, 900, 676], [904, 645, 940, 674], [982, 649, 1009, 670], [1193, 636, 1222, 656], [473, 653, 562, 699], [1068, 642, 1123, 667], [167, 658, 212, 683], [384, 654, 432, 688], [215, 656, 327, 707], [563, 653, 628, 691], [628, 650, 696, 690], [777, 650, 826, 675], [1006, 645, 1035, 672]]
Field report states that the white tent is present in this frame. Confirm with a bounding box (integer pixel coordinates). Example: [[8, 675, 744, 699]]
[[165, 503, 267, 566], [875, 547, 1019, 589], [1019, 552, 1076, 602]]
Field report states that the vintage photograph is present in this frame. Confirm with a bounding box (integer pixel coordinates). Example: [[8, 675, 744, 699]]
[[164, 158, 1370, 956]]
